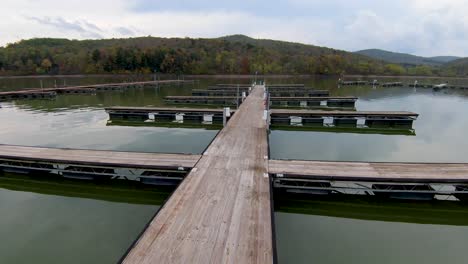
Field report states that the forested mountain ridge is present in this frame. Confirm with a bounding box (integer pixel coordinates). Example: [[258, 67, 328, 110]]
[[355, 49, 460, 66], [0, 35, 461, 76]]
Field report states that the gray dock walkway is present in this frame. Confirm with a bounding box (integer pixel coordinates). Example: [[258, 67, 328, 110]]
[[0, 80, 192, 101], [269, 159, 468, 183], [123, 85, 273, 263], [0, 144, 200, 170]]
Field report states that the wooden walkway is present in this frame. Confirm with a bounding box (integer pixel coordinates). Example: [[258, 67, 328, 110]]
[[123, 85, 273, 263], [0, 144, 200, 169], [105, 106, 232, 114], [270, 110, 418, 118], [0, 80, 192, 99], [269, 159, 468, 183]]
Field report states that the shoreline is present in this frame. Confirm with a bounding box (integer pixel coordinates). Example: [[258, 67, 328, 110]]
[[1, 73, 468, 80]]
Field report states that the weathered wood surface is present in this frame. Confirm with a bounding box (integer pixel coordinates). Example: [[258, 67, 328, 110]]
[[124, 85, 273, 263], [271, 109, 418, 117], [269, 159, 468, 183], [0, 80, 191, 95], [270, 96, 357, 101], [0, 144, 200, 169], [105, 106, 233, 114]]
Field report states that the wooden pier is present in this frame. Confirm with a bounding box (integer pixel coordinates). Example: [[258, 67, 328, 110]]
[[0, 80, 191, 102], [105, 107, 235, 124], [268, 90, 329, 97], [270, 110, 418, 128], [191, 89, 249, 96], [165, 96, 243, 106], [0, 90, 57, 101], [270, 96, 357, 108], [270, 159, 468, 199], [0, 144, 200, 184], [123, 85, 273, 263]]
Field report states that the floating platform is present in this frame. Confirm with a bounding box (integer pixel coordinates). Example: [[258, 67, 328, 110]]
[[0, 144, 200, 184], [270, 110, 418, 128], [267, 84, 305, 87], [105, 106, 234, 124], [0, 91, 57, 101], [269, 159, 468, 200], [205, 86, 252, 90], [268, 90, 330, 97], [270, 96, 357, 108], [191, 89, 249, 96], [339, 81, 368, 86], [165, 96, 243, 106], [0, 80, 193, 102]]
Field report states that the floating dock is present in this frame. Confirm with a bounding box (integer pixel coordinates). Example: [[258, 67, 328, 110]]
[[0, 91, 57, 101], [0, 144, 200, 184], [270, 110, 418, 128], [270, 96, 357, 108], [105, 107, 234, 124], [267, 84, 305, 87], [165, 96, 243, 106], [269, 159, 468, 199], [0, 80, 192, 102], [123, 85, 273, 263], [191, 89, 249, 96], [268, 90, 329, 97]]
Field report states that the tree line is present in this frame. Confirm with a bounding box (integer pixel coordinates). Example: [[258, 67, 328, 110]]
[[0, 36, 457, 76]]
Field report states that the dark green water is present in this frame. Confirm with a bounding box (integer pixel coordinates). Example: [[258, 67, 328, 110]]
[[1, 75, 468, 264]]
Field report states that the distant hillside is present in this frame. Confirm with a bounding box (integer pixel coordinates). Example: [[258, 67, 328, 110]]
[[0, 35, 399, 76], [441, 58, 468, 76], [355, 49, 459, 66], [0, 34, 457, 76], [429, 56, 461, 63]]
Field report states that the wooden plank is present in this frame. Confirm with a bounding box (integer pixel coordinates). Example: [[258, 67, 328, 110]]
[[105, 106, 232, 114], [0, 144, 200, 169], [269, 159, 468, 183], [123, 85, 273, 263], [270, 109, 418, 117], [0, 80, 191, 94]]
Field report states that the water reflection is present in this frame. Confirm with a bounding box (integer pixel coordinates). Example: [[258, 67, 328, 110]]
[[0, 173, 170, 264], [275, 194, 468, 264]]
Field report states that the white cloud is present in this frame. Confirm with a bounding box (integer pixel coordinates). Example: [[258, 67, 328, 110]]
[[1, 0, 468, 56]]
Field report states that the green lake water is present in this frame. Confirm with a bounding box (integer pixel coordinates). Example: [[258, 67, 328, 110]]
[[1, 75, 468, 263]]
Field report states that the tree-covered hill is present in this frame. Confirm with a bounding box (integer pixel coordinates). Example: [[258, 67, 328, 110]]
[[355, 49, 460, 66], [0, 35, 452, 76]]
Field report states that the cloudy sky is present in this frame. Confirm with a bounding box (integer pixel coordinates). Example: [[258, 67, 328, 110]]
[[1, 0, 468, 56]]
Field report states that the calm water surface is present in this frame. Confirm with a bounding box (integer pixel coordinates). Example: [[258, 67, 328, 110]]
[[2, 76, 468, 264]]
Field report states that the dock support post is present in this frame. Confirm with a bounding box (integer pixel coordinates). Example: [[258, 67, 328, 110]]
[[223, 107, 229, 127]]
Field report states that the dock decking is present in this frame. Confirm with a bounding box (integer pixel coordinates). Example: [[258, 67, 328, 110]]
[[270, 96, 357, 108], [269, 110, 418, 128], [0, 80, 192, 101], [165, 96, 243, 105], [123, 85, 273, 263], [269, 159, 468, 183], [105, 107, 235, 124], [0, 144, 200, 170]]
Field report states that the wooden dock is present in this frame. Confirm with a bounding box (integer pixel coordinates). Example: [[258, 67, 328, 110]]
[[270, 110, 418, 118], [269, 159, 468, 183], [269, 110, 418, 128], [105, 107, 235, 123], [123, 85, 273, 263], [0, 80, 191, 101], [268, 90, 329, 97], [192, 89, 249, 96], [270, 96, 357, 108], [165, 96, 243, 106], [0, 90, 57, 101], [0, 144, 200, 170]]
